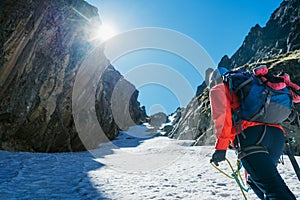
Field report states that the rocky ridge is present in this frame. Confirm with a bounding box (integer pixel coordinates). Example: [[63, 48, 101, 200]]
[[219, 0, 300, 69]]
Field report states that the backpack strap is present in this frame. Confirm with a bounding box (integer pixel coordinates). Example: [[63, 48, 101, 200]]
[[232, 110, 246, 154], [249, 90, 272, 122], [223, 73, 234, 95], [255, 125, 267, 145], [235, 77, 253, 93]]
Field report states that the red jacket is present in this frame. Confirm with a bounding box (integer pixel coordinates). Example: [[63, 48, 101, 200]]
[[210, 83, 284, 150]]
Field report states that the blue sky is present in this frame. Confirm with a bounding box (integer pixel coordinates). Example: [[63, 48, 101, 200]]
[[86, 0, 283, 115]]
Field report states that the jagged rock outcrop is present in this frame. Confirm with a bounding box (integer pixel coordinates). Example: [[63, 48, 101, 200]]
[[0, 0, 146, 152], [219, 0, 300, 69], [149, 112, 167, 128], [169, 87, 212, 142], [169, 0, 300, 155], [95, 65, 147, 141]]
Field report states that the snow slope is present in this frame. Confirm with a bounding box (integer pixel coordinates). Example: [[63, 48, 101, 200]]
[[0, 124, 299, 200]]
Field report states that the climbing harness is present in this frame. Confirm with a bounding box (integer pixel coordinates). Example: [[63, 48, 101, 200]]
[[237, 145, 269, 160], [234, 125, 269, 160], [210, 158, 251, 200]]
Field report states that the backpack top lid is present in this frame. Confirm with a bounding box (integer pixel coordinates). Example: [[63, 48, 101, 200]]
[[218, 67, 230, 77], [253, 65, 268, 76]]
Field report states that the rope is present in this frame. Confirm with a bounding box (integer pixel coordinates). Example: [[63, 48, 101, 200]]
[[210, 159, 233, 179], [210, 158, 251, 200]]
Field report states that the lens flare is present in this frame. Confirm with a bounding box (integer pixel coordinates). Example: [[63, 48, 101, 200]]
[[91, 23, 117, 42], [100, 24, 117, 40]]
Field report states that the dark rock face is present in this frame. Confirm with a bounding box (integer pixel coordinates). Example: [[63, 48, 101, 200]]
[[169, 88, 212, 142], [0, 0, 146, 152], [195, 81, 207, 97], [95, 65, 147, 141], [221, 0, 300, 69]]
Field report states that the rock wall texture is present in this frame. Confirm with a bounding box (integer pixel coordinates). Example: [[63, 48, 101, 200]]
[[219, 0, 300, 69], [0, 0, 146, 152]]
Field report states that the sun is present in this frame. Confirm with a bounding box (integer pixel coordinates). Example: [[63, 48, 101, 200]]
[[99, 23, 117, 40], [71, 6, 118, 42], [90, 23, 117, 42]]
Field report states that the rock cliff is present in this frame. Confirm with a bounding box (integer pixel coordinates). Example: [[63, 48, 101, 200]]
[[0, 0, 146, 152]]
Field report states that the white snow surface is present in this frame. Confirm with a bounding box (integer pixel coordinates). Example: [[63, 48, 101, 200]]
[[1, 124, 300, 200]]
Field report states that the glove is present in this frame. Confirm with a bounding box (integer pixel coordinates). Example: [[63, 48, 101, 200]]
[[210, 150, 226, 166]]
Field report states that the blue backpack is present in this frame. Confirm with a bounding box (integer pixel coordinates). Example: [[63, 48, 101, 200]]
[[223, 70, 292, 124]]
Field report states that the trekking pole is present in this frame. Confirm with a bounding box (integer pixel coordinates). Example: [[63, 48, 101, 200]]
[[285, 138, 300, 181]]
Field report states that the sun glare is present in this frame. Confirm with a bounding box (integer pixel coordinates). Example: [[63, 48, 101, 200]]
[[72, 6, 118, 42], [93, 23, 117, 41]]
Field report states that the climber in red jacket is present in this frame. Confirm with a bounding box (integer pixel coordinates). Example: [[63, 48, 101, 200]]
[[209, 67, 296, 200]]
